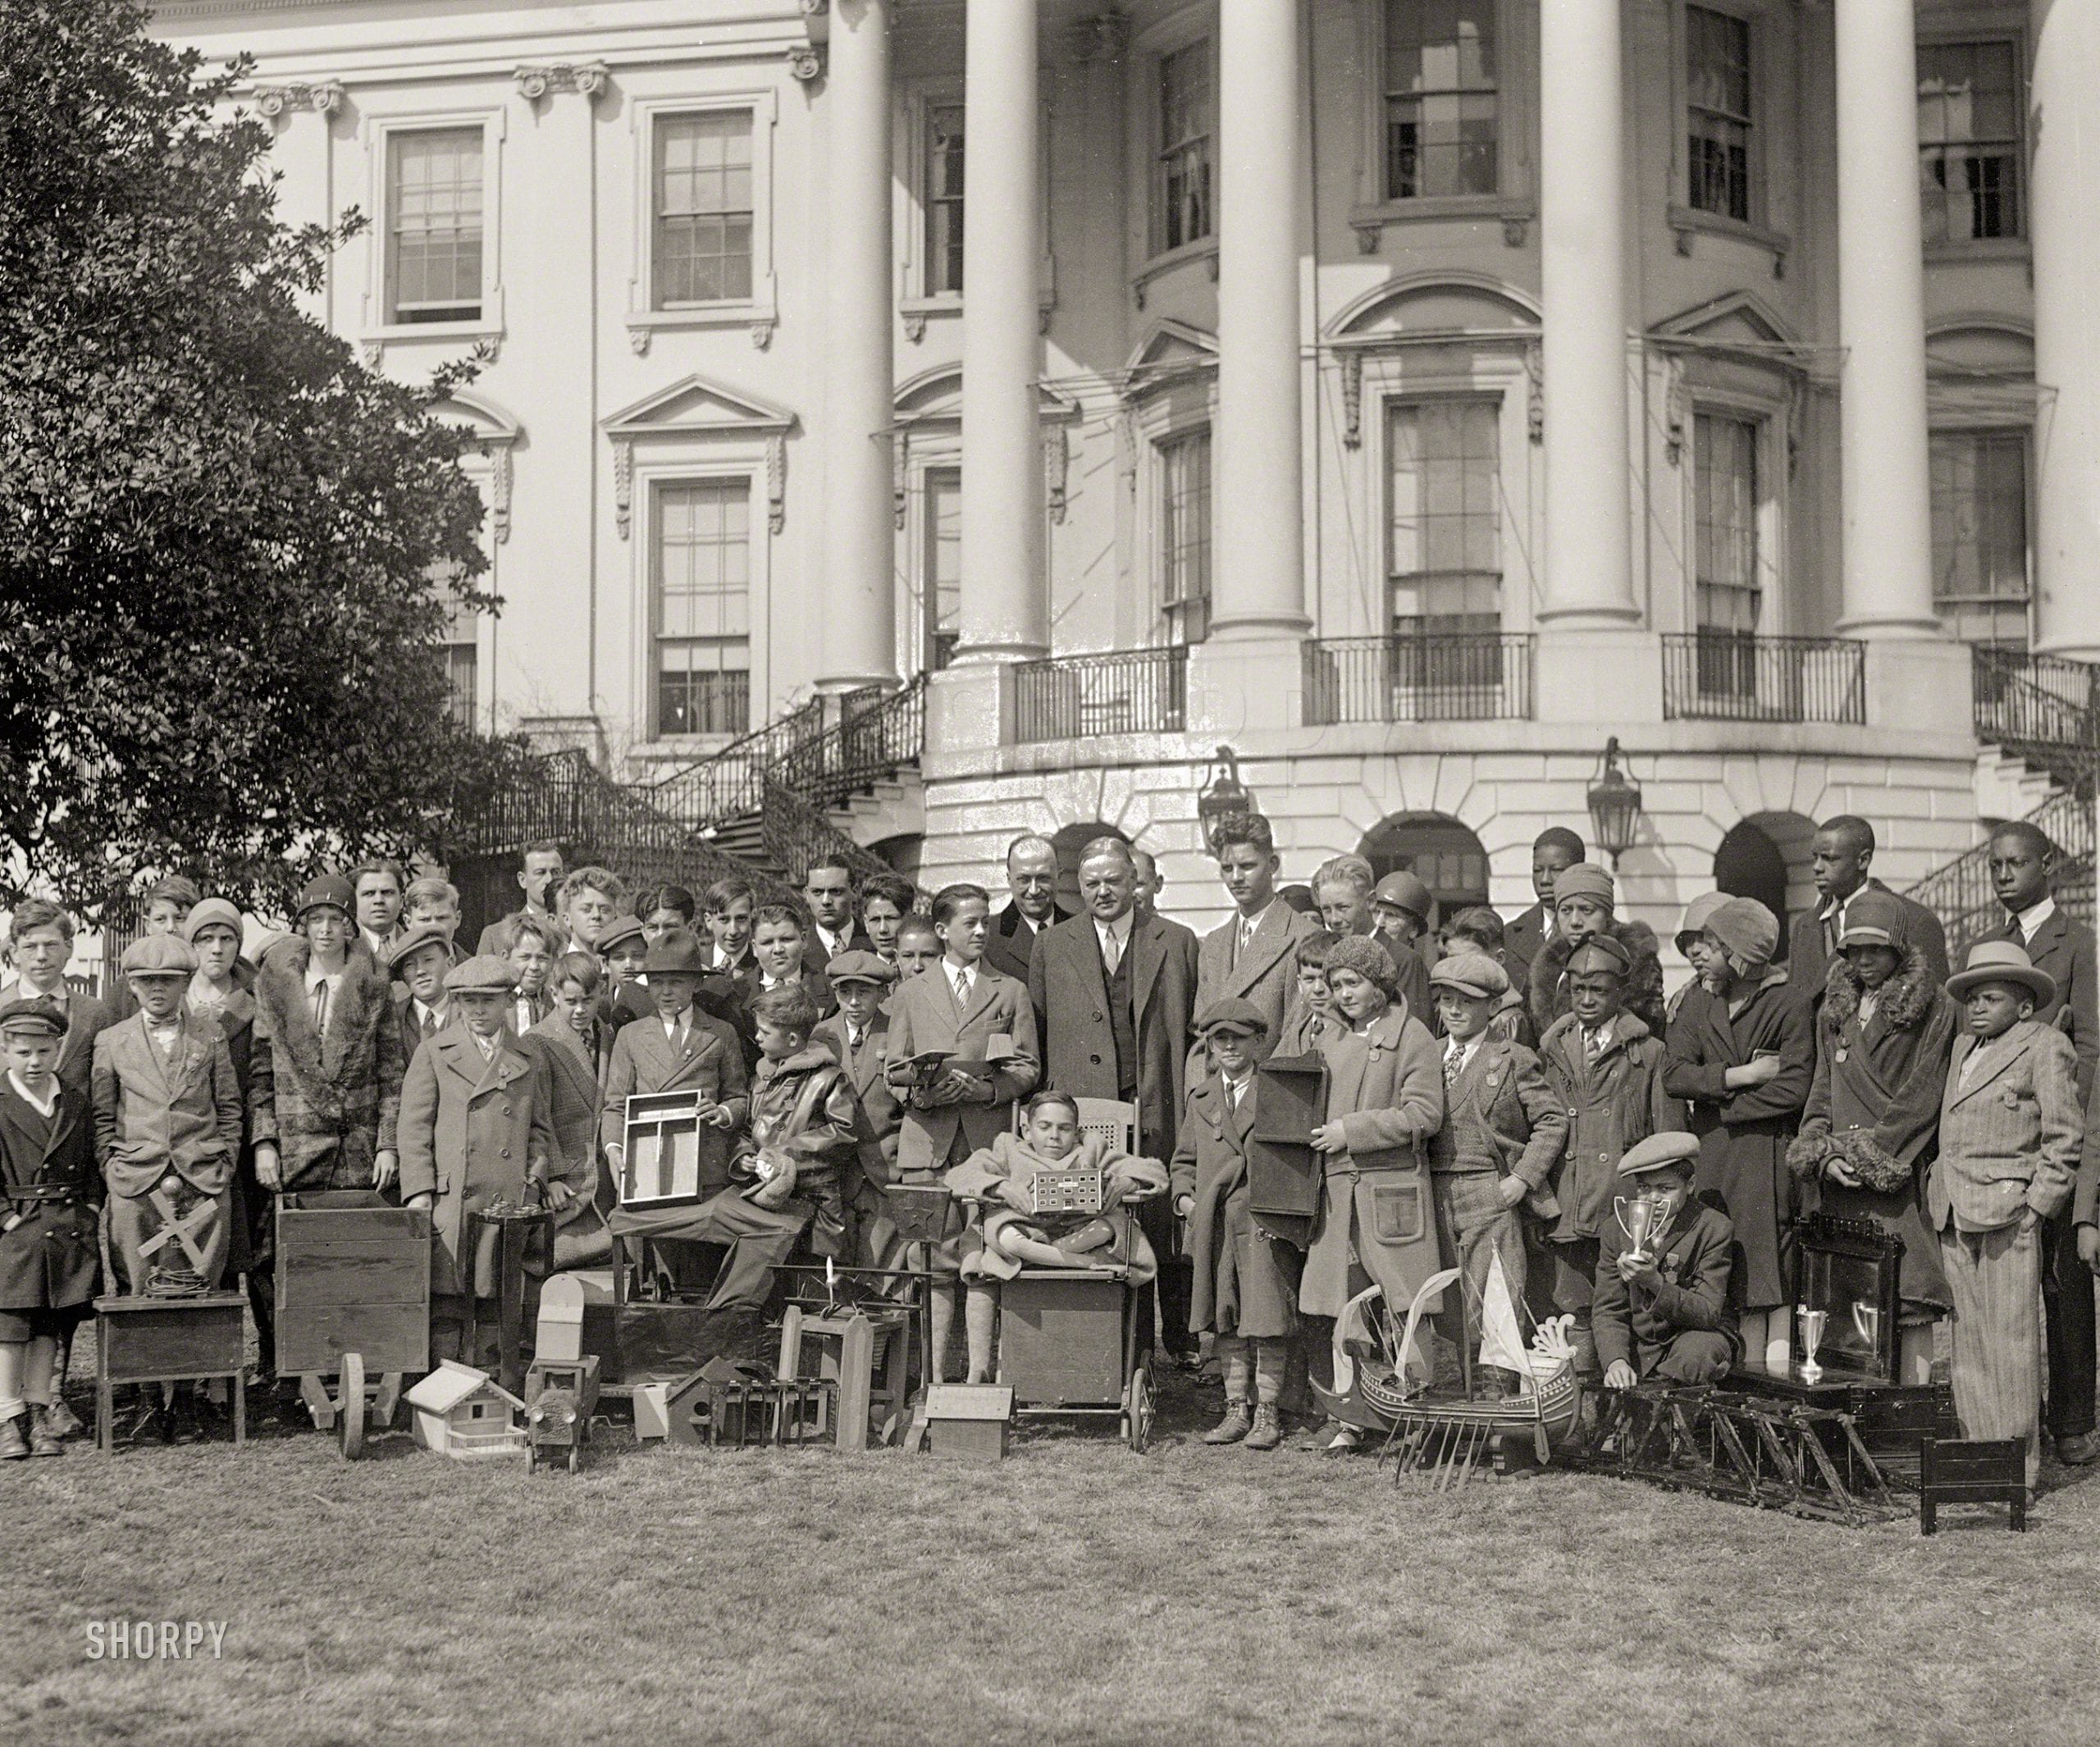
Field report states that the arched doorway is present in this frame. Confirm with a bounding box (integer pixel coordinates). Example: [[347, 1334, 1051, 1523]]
[[1049, 820, 1128, 914], [1714, 812, 1816, 961], [1356, 813, 1490, 931]]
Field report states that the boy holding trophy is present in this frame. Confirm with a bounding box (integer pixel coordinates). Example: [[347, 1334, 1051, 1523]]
[[1592, 1132, 1739, 1387]]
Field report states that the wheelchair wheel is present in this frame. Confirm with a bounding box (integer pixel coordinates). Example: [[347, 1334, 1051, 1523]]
[[337, 1352, 367, 1461], [1122, 1357, 1155, 1454]]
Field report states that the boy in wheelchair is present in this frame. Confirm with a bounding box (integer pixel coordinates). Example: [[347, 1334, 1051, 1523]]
[[943, 1092, 1168, 1382]]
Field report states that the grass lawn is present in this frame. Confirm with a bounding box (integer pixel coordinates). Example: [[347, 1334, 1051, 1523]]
[[4, 1368, 2098, 1747]]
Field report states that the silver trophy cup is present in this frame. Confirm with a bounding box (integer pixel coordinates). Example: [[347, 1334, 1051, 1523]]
[[1613, 1194, 1660, 1266], [1797, 1307, 1829, 1382]]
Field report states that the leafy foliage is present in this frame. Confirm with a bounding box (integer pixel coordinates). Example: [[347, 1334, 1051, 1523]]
[[0, 0, 507, 914]]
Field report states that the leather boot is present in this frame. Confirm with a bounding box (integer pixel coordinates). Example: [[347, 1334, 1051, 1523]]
[[0, 1413, 28, 1460], [1244, 1403, 1282, 1451], [1202, 1400, 1253, 1444], [27, 1407, 63, 1457]]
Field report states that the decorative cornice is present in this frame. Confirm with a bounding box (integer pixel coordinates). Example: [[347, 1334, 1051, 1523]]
[[786, 43, 824, 83], [254, 80, 342, 119], [514, 62, 609, 103]]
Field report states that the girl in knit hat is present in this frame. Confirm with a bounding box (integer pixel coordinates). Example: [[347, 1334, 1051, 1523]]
[[1525, 862, 1667, 1042], [1662, 896, 1815, 1369]]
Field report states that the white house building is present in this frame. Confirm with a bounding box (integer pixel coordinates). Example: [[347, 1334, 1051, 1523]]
[[151, 0, 2100, 946]]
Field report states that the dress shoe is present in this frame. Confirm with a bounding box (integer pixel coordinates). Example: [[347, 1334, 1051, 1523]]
[[0, 1414, 28, 1460], [1321, 1423, 1363, 1456], [1244, 1403, 1282, 1451], [27, 1407, 63, 1457], [2056, 1431, 2100, 1466], [39, 1397, 84, 1440], [1202, 1401, 1253, 1445]]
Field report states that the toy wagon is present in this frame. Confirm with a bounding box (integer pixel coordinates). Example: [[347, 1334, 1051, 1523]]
[[275, 1190, 431, 1458]]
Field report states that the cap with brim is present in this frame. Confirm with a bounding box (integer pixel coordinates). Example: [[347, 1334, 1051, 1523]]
[[1428, 951, 1509, 1000], [1196, 996, 1269, 1038], [826, 949, 897, 988], [1947, 940, 2057, 1008], [0, 998, 65, 1038], [595, 915, 647, 959], [1552, 864, 1615, 910], [1673, 892, 1730, 954], [183, 898, 244, 944], [641, 927, 707, 978], [1838, 888, 1905, 951], [387, 923, 454, 974], [121, 934, 198, 978], [1565, 936, 1632, 978], [1706, 896, 1781, 970], [443, 955, 518, 996], [295, 874, 356, 919], [1618, 1132, 1702, 1179]]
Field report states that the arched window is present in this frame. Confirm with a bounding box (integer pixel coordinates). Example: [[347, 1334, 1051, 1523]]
[[1712, 811, 1817, 960], [1355, 813, 1490, 928]]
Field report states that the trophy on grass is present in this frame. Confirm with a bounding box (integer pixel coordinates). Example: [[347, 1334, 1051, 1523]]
[[1797, 1306, 1829, 1383]]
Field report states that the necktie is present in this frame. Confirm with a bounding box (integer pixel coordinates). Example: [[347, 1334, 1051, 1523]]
[[1102, 928, 1121, 974], [952, 967, 971, 1006], [849, 1027, 865, 1056], [2011, 916, 2028, 948], [311, 978, 330, 1036], [1444, 1046, 1463, 1088], [422, 1008, 439, 1041], [1235, 919, 1254, 967], [1585, 1027, 1605, 1061]]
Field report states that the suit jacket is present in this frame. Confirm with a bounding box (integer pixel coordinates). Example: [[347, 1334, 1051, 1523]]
[[1504, 902, 1552, 972], [984, 902, 1071, 987], [1192, 901, 1319, 1061], [1788, 879, 1951, 1001], [1029, 911, 1200, 1157], [1592, 1198, 1739, 1374], [883, 962, 1040, 1175], [1540, 1011, 1682, 1246], [91, 1014, 243, 1199], [813, 1010, 903, 1183], [1981, 906, 2098, 1102], [1933, 1019, 2081, 1234], [1427, 1036, 1567, 1206], [394, 992, 462, 1078], [249, 942, 404, 1192], [0, 1077, 99, 1311], [803, 927, 874, 980], [476, 908, 568, 960], [521, 1014, 606, 1213], [598, 1007, 750, 1194], [396, 1029, 559, 1298]]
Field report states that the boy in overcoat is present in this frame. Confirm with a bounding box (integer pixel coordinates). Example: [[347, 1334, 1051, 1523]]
[[1933, 941, 2083, 1489], [811, 952, 906, 1270], [249, 874, 405, 1196], [2, 900, 116, 1100], [519, 988, 613, 1271], [1787, 891, 1956, 1381], [1425, 952, 1567, 1371], [1536, 936, 1683, 1377], [0, 1000, 100, 1458], [1525, 864, 1668, 1042], [1661, 896, 1813, 1368], [1593, 1133, 1740, 1387], [1172, 1001, 1300, 1449], [397, 956, 562, 1364], [92, 935, 244, 1296]]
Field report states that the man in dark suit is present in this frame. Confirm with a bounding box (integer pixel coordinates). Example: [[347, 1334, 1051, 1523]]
[[1192, 812, 1316, 1061], [984, 832, 1071, 985], [475, 841, 568, 960], [1983, 819, 2099, 1465], [1504, 828, 1586, 972], [1029, 836, 1201, 1360], [1787, 815, 1951, 998], [799, 860, 872, 978]]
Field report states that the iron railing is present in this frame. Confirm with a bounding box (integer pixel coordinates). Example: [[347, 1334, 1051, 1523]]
[[641, 693, 830, 836], [1907, 788, 2097, 964], [1660, 633, 1866, 725], [1972, 645, 2100, 788], [1302, 633, 1535, 726], [759, 776, 904, 891], [1014, 647, 1189, 743], [773, 673, 927, 811]]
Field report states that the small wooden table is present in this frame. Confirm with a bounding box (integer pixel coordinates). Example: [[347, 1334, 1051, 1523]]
[[94, 1291, 247, 1453]]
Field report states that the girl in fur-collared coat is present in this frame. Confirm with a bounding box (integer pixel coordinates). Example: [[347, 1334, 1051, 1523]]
[[1788, 893, 1956, 1380]]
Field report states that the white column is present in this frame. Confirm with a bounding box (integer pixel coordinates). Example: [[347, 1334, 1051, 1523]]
[[1210, 0, 1307, 638], [1833, 0, 1938, 636], [816, 0, 899, 692], [1535, 0, 1636, 627], [955, 0, 1045, 663], [2029, 0, 2100, 658]]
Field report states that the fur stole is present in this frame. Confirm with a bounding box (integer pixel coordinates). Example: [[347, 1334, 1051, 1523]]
[[253, 941, 393, 1093], [1820, 946, 1935, 1037]]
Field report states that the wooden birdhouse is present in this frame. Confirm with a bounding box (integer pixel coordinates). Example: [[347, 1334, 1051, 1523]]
[[405, 1360, 528, 1460], [922, 1384, 1012, 1462]]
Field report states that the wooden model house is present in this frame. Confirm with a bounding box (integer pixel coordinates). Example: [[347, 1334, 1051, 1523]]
[[405, 1360, 528, 1460]]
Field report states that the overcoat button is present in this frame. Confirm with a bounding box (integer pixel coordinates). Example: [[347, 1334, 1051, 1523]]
[[500, 1148, 512, 1159], [1090, 1053, 1102, 1065]]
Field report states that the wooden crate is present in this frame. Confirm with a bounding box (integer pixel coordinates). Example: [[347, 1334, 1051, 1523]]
[[997, 1273, 1125, 1407], [274, 1192, 431, 1378], [924, 1384, 1011, 1461]]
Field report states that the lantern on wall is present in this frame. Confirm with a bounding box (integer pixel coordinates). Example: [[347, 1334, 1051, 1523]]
[[1586, 737, 1644, 866], [1196, 745, 1257, 851]]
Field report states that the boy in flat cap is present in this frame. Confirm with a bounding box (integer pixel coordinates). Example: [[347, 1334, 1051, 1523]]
[[93, 933, 243, 1305], [397, 955, 563, 1364], [813, 951, 906, 1269], [390, 924, 460, 1070], [1535, 934, 1682, 1378], [0, 1000, 100, 1457], [1525, 863, 1666, 1042], [1934, 941, 2082, 1489], [1173, 999, 1299, 1449], [1427, 952, 1567, 1384], [1663, 895, 1813, 1371], [1593, 1132, 1739, 1387], [250, 873, 405, 1197]]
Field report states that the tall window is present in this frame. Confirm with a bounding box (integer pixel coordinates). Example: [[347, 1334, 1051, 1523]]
[[924, 104, 965, 297], [1154, 41, 1212, 254], [441, 603, 478, 727], [924, 467, 961, 671], [1159, 429, 1212, 645], [654, 112, 754, 308], [1694, 412, 1762, 698], [1931, 431, 2029, 645], [1383, 0, 1498, 201], [387, 128, 483, 323], [1919, 42, 2021, 244], [1387, 400, 1501, 639], [1686, 6, 1751, 222], [654, 481, 751, 737]]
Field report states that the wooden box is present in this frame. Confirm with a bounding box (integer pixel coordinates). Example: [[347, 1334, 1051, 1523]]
[[96, 1293, 246, 1384], [924, 1384, 1012, 1461], [1025, 1167, 1105, 1217], [997, 1273, 1124, 1407], [620, 1091, 711, 1206], [274, 1191, 430, 1378], [1248, 1051, 1326, 1225]]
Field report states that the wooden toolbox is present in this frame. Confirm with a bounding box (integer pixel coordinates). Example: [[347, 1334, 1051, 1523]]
[[274, 1191, 431, 1379], [619, 1090, 714, 1206]]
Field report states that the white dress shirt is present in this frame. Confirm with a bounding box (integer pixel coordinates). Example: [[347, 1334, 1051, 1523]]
[[2010, 896, 2057, 946], [1095, 912, 1134, 972]]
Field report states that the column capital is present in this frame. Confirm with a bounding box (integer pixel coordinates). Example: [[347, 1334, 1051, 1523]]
[[514, 62, 610, 103], [253, 80, 342, 120]]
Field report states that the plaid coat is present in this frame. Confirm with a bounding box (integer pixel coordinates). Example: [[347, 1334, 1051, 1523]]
[[249, 942, 405, 1192]]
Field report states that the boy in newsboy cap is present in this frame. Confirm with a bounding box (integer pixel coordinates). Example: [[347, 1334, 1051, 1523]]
[[1592, 1132, 1739, 1387]]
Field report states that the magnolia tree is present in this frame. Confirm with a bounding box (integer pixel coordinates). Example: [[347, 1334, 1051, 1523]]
[[0, 0, 510, 914]]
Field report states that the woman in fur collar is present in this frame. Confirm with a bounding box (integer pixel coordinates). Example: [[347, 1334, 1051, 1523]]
[[1526, 863, 1667, 1040], [249, 874, 406, 1196], [1787, 891, 1956, 1380]]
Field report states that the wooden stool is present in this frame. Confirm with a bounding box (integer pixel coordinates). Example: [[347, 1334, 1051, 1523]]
[[1919, 1436, 2027, 1533], [94, 1293, 247, 1453]]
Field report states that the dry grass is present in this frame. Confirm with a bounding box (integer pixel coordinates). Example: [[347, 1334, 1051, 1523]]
[[3, 1370, 2098, 1747]]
